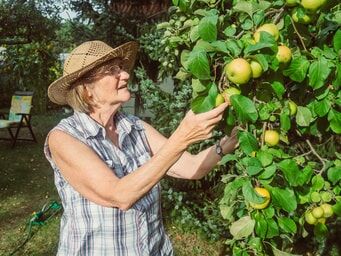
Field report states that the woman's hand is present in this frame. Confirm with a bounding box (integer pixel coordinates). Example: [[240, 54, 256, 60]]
[[173, 103, 228, 148], [220, 126, 239, 155]]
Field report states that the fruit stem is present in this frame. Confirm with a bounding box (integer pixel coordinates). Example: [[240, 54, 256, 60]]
[[305, 139, 327, 173], [289, 16, 308, 51]]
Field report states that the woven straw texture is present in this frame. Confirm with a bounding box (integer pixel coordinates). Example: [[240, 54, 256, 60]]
[[48, 40, 138, 105]]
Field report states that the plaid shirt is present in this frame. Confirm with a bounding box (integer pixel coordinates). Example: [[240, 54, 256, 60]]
[[44, 111, 173, 256]]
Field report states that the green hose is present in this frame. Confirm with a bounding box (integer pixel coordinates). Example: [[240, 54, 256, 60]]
[[7, 200, 62, 256]]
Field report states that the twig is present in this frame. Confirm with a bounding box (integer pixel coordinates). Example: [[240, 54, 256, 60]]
[[305, 139, 327, 173], [273, 7, 285, 24], [289, 17, 307, 51], [261, 122, 267, 148], [235, 31, 244, 40]]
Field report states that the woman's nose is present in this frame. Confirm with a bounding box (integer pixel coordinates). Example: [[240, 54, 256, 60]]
[[118, 70, 130, 81]]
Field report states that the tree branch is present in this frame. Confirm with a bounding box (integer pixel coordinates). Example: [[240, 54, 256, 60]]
[[289, 17, 307, 51], [305, 139, 327, 173]]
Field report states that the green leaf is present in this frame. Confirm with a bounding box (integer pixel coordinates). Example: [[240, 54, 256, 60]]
[[242, 180, 266, 204], [187, 50, 211, 80], [223, 26, 236, 37], [180, 50, 190, 70], [314, 223, 328, 238], [272, 246, 301, 256], [191, 83, 218, 113], [193, 40, 216, 52], [271, 187, 297, 213], [233, 1, 256, 17], [244, 32, 277, 55], [190, 25, 200, 42], [308, 57, 331, 90], [333, 63, 341, 89], [333, 29, 341, 52], [312, 175, 325, 191], [219, 154, 238, 165], [280, 112, 291, 131], [210, 40, 228, 53], [277, 217, 297, 234], [191, 79, 207, 93], [283, 56, 310, 82], [254, 213, 268, 238], [265, 218, 279, 238], [226, 40, 242, 56], [259, 165, 277, 180], [271, 81, 285, 99], [229, 215, 255, 240], [314, 99, 331, 117], [332, 201, 341, 217], [327, 167, 341, 185], [246, 157, 263, 176], [257, 150, 273, 167], [238, 131, 259, 154], [328, 110, 341, 134], [278, 159, 302, 186], [231, 95, 258, 123], [254, 54, 269, 72], [296, 106, 313, 127], [220, 205, 234, 221], [198, 15, 218, 42]]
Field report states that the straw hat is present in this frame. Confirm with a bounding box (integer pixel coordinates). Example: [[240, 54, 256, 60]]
[[48, 40, 139, 105]]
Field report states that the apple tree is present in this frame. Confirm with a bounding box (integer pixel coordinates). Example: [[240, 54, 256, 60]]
[[142, 0, 341, 254]]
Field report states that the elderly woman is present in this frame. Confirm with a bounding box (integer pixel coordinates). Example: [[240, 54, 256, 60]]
[[45, 40, 238, 255]]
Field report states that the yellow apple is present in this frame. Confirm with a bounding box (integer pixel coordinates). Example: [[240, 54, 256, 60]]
[[305, 211, 318, 225], [301, 0, 326, 12], [312, 206, 324, 219], [264, 130, 280, 146], [224, 58, 252, 85], [286, 0, 298, 6], [250, 60, 263, 78], [254, 23, 280, 42], [215, 94, 225, 107], [276, 45, 292, 64], [321, 203, 334, 218], [288, 100, 297, 116], [250, 187, 271, 209], [222, 87, 241, 104]]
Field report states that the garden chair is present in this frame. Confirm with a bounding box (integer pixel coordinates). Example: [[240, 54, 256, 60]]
[[0, 91, 37, 147]]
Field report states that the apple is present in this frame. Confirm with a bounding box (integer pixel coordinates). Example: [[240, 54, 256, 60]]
[[301, 0, 326, 12], [321, 203, 333, 218], [312, 206, 324, 219], [250, 187, 271, 209], [224, 58, 252, 85], [292, 9, 313, 24], [305, 211, 317, 225], [288, 100, 297, 116], [286, 0, 298, 7], [215, 94, 225, 107], [254, 23, 279, 42], [250, 60, 263, 78], [264, 130, 280, 146], [222, 87, 241, 104], [276, 45, 292, 64]]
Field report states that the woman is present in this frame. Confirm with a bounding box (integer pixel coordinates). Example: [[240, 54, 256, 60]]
[[45, 40, 238, 255]]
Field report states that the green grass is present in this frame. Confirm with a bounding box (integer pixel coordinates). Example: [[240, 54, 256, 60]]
[[0, 111, 222, 256]]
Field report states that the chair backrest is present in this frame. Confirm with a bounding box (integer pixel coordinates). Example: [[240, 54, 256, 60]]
[[8, 91, 34, 122]]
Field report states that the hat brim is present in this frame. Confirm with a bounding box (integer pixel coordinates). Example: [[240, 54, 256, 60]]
[[48, 41, 139, 105]]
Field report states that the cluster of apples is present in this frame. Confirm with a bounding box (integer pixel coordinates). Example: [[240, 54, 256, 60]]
[[287, 0, 327, 24], [223, 23, 292, 88], [305, 203, 334, 225]]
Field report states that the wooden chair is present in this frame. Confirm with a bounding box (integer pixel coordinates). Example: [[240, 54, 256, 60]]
[[0, 91, 37, 147]]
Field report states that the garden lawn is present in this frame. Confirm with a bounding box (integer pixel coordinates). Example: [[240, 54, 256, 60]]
[[0, 111, 222, 256]]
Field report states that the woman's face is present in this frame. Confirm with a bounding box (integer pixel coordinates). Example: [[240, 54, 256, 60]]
[[86, 69, 131, 110]]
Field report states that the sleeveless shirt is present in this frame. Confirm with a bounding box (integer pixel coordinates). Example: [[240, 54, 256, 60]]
[[44, 111, 173, 256]]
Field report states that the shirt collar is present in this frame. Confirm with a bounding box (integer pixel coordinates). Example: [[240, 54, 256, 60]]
[[74, 111, 143, 140]]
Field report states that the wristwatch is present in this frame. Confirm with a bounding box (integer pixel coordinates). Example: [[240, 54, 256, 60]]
[[215, 141, 224, 158]]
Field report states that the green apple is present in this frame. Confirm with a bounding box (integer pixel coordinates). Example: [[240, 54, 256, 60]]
[[276, 45, 292, 64], [288, 100, 297, 116], [254, 23, 280, 42], [305, 211, 317, 225], [224, 58, 252, 85], [264, 130, 280, 146], [301, 0, 326, 12], [215, 94, 225, 107], [250, 60, 263, 78], [222, 87, 241, 104]]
